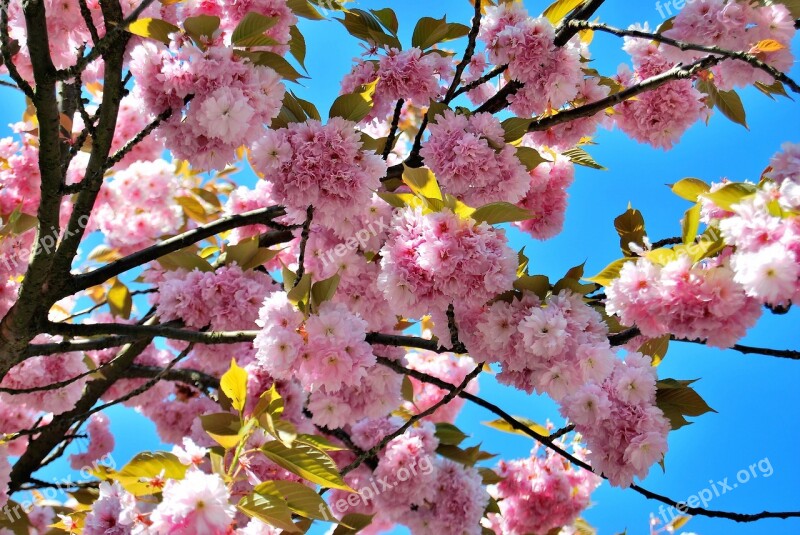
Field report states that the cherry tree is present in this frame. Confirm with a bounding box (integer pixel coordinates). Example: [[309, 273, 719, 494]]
[[0, 0, 798, 533]]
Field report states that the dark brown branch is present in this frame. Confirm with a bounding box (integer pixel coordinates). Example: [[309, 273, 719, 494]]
[[452, 64, 508, 99], [528, 55, 722, 133], [569, 20, 800, 94], [0, 0, 34, 98], [78, 0, 101, 45], [128, 364, 220, 394], [673, 337, 800, 360], [66, 207, 287, 295], [24, 335, 142, 357], [382, 99, 404, 160], [340, 362, 483, 477], [44, 321, 258, 345], [294, 206, 314, 286], [444, 0, 482, 102]]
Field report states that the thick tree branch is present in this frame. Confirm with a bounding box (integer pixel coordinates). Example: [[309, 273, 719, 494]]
[[66, 207, 287, 295], [569, 20, 800, 94], [528, 55, 722, 133]]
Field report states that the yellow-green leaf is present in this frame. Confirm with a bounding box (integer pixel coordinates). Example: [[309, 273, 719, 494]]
[[434, 422, 468, 446], [329, 92, 373, 122], [158, 249, 214, 272], [232, 12, 279, 46], [513, 275, 550, 300], [483, 417, 549, 438], [682, 203, 701, 244], [700, 182, 757, 211], [239, 491, 300, 532], [332, 513, 375, 535], [261, 440, 353, 491], [127, 18, 179, 44], [221, 359, 248, 413], [183, 14, 220, 44], [516, 146, 548, 171], [311, 273, 340, 309], [471, 202, 533, 225], [115, 451, 187, 496], [501, 117, 533, 143], [637, 335, 670, 366], [255, 480, 335, 521], [402, 166, 442, 200], [401, 375, 415, 402], [543, 0, 587, 25], [584, 257, 634, 287], [670, 177, 711, 202], [107, 278, 132, 319], [200, 412, 243, 450]]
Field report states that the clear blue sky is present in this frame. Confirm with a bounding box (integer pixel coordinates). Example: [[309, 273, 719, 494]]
[[2, 1, 798, 534]]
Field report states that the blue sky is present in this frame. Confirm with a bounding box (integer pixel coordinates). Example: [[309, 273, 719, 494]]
[[2, 1, 799, 534]]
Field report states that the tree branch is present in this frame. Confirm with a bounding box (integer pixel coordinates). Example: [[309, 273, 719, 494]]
[[569, 20, 800, 94], [0, 0, 34, 98], [65, 207, 287, 296], [673, 337, 800, 360]]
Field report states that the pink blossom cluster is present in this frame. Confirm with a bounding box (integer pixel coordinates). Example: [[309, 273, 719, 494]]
[[662, 0, 795, 90], [0, 403, 39, 456], [336, 421, 489, 535], [378, 207, 518, 318], [479, 3, 583, 117], [174, 0, 297, 55], [82, 481, 137, 535], [462, 51, 500, 106], [606, 255, 762, 347], [513, 151, 575, 240], [1, 1, 165, 85], [0, 349, 88, 415], [485, 443, 601, 534], [150, 469, 235, 533], [0, 135, 41, 217], [341, 47, 454, 121], [404, 350, 480, 423], [525, 78, 612, 150], [251, 118, 386, 236], [129, 41, 285, 170], [613, 28, 708, 150], [419, 110, 531, 205], [154, 264, 277, 331], [108, 94, 165, 169], [473, 290, 614, 400], [254, 294, 377, 398], [92, 159, 185, 254], [561, 354, 671, 487], [69, 413, 115, 470]]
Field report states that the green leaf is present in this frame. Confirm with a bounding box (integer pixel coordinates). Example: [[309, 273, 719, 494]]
[[637, 335, 670, 366], [700, 182, 758, 211], [255, 480, 335, 521], [543, 0, 587, 25], [221, 359, 248, 413], [670, 177, 711, 202], [483, 417, 549, 438], [501, 117, 533, 143], [411, 16, 469, 50], [0, 501, 31, 535], [232, 12, 279, 46], [238, 491, 300, 532], [261, 440, 353, 491], [614, 206, 647, 256], [682, 203, 701, 244], [584, 257, 634, 287], [656, 378, 716, 430], [436, 443, 497, 466], [311, 273, 341, 309], [287, 0, 326, 20], [435, 422, 468, 446], [287, 273, 312, 308], [370, 8, 399, 35], [115, 451, 187, 496], [157, 249, 214, 272], [288, 26, 307, 70], [332, 514, 375, 535], [471, 202, 534, 225], [401, 374, 415, 402], [337, 9, 401, 49], [515, 146, 548, 171], [107, 278, 132, 319], [295, 434, 347, 451], [200, 412, 243, 449], [698, 80, 748, 129], [243, 51, 305, 81], [563, 146, 606, 170], [183, 14, 220, 45], [223, 236, 259, 268], [127, 18, 179, 44], [329, 91, 373, 122], [513, 275, 550, 300], [645, 247, 678, 266]]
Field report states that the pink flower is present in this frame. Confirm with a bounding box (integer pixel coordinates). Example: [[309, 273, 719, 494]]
[[83, 482, 137, 535], [420, 110, 531, 205], [150, 470, 235, 534], [513, 152, 574, 240]]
